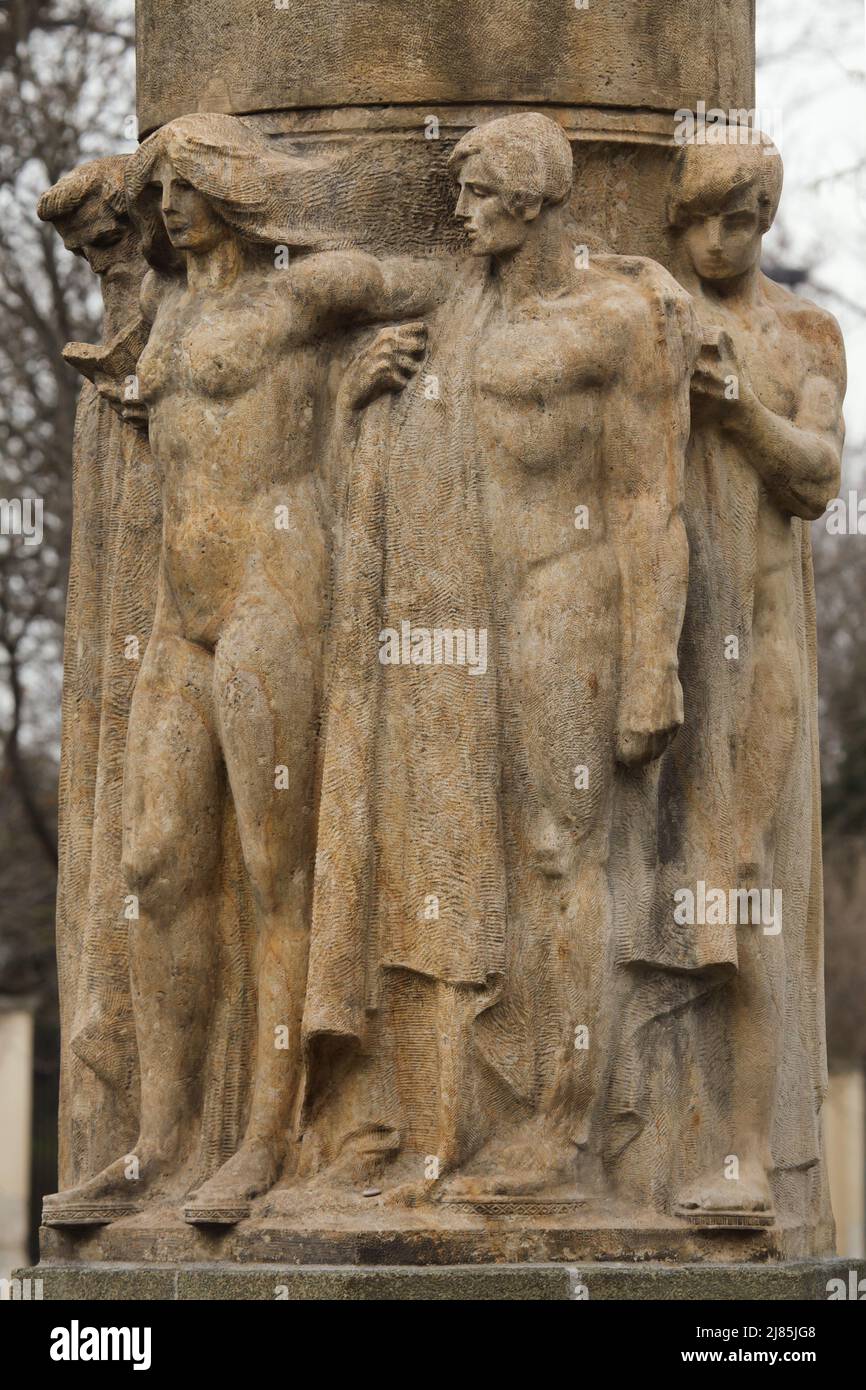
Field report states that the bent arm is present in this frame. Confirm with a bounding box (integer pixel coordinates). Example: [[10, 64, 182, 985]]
[[725, 355, 845, 520]]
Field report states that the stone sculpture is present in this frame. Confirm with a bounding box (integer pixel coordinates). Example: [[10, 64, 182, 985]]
[[664, 138, 844, 1222], [31, 1, 850, 1292], [37, 159, 159, 1191], [300, 113, 697, 1212], [43, 114, 437, 1225]]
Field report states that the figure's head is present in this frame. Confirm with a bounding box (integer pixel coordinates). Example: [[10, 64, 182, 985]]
[[125, 113, 334, 272], [448, 113, 573, 257], [37, 156, 139, 278], [668, 137, 783, 285], [151, 153, 230, 255]]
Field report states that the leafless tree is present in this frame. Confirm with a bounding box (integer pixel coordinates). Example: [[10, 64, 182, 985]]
[[0, 0, 133, 990]]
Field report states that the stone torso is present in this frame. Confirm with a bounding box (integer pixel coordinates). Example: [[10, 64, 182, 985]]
[[691, 280, 821, 581], [473, 270, 643, 603], [137, 269, 332, 646]]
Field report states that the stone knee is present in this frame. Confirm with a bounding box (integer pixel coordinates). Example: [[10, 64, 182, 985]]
[[122, 818, 215, 921], [528, 780, 609, 880], [242, 841, 310, 923]]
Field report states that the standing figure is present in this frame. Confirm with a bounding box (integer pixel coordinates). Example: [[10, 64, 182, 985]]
[[666, 138, 844, 1219], [43, 114, 432, 1225], [443, 115, 697, 1199], [38, 160, 158, 1192], [301, 114, 698, 1203]]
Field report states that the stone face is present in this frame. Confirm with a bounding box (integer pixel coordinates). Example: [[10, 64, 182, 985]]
[[36, 2, 845, 1290]]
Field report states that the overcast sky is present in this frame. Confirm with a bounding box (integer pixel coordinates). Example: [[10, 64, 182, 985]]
[[757, 0, 866, 465]]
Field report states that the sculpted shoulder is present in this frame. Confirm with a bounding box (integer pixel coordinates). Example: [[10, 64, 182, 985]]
[[594, 253, 695, 311], [762, 274, 846, 388], [575, 254, 701, 370]]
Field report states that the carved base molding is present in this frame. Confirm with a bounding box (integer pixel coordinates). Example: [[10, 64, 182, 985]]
[[41, 1202, 142, 1228], [37, 1206, 831, 1269], [16, 1259, 864, 1302], [673, 1206, 776, 1230]]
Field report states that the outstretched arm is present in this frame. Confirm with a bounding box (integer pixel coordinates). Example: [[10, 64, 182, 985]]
[[290, 250, 447, 335], [606, 284, 698, 766]]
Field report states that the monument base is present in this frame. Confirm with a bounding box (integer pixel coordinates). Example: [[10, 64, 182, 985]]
[[14, 1259, 865, 1301], [33, 1198, 834, 1266]]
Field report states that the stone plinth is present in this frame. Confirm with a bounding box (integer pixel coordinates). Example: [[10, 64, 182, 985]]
[[15, 1259, 865, 1302]]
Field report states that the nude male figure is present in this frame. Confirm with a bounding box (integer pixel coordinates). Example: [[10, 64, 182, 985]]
[[668, 137, 844, 1219], [433, 113, 697, 1198]]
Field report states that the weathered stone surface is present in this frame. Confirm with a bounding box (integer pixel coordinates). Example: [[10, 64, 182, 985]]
[[34, 1, 846, 1290], [16, 1260, 865, 1302], [136, 0, 756, 135], [36, 160, 158, 1188]]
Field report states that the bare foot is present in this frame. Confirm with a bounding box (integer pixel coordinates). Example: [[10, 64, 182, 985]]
[[676, 1159, 773, 1216], [183, 1139, 281, 1222], [42, 1144, 172, 1223]]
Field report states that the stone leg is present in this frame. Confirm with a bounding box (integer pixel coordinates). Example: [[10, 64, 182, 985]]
[[44, 625, 223, 1222], [444, 562, 617, 1201], [676, 922, 785, 1223], [735, 563, 800, 878], [184, 577, 322, 1220]]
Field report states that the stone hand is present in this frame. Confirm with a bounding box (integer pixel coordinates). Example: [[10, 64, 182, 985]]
[[691, 328, 752, 422], [342, 321, 427, 411], [119, 398, 150, 432], [94, 371, 149, 431], [616, 665, 683, 766], [94, 371, 125, 412]]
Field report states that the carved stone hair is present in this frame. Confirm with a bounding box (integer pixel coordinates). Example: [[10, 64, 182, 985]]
[[448, 112, 574, 214], [667, 136, 784, 233], [37, 155, 129, 227], [124, 112, 339, 272]]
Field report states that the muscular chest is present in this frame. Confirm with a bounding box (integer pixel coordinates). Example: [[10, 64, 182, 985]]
[[472, 317, 603, 471]]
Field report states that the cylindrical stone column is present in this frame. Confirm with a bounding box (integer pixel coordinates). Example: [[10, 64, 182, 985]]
[[135, 0, 755, 262]]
